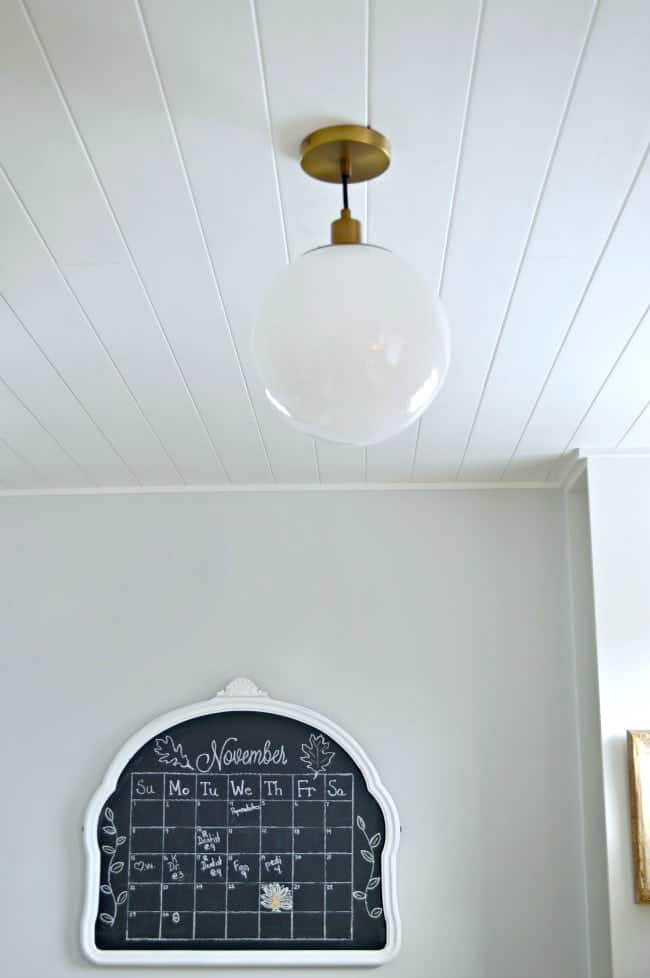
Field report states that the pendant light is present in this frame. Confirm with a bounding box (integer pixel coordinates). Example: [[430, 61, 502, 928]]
[[252, 125, 450, 447]]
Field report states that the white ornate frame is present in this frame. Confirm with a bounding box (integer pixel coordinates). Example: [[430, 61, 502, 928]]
[[81, 678, 401, 967]]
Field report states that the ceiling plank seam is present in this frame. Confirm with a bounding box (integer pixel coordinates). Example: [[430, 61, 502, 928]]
[[0, 373, 93, 484], [250, 0, 291, 266], [408, 0, 486, 483], [0, 430, 46, 486], [456, 0, 601, 482], [19, 0, 231, 485], [501, 138, 650, 479], [550, 299, 650, 479], [0, 162, 183, 486], [0, 291, 137, 482], [135, 0, 275, 484], [617, 399, 650, 447]]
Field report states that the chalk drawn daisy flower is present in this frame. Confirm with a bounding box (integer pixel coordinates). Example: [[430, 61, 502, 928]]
[[260, 882, 293, 912]]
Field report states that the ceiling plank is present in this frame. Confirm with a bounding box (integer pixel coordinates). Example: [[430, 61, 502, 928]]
[[254, 0, 368, 482], [0, 172, 184, 486], [0, 296, 135, 485], [254, 0, 369, 258], [137, 0, 319, 482], [0, 378, 91, 487], [367, 0, 481, 482], [619, 402, 650, 451], [410, 0, 594, 481], [0, 1, 646, 488], [564, 306, 650, 455], [461, 0, 650, 481], [21, 0, 289, 482], [0, 434, 45, 489], [315, 443, 366, 484], [365, 428, 420, 484], [507, 150, 650, 479], [1, 0, 232, 483]]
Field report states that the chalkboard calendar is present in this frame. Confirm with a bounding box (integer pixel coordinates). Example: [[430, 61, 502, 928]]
[[82, 678, 400, 967]]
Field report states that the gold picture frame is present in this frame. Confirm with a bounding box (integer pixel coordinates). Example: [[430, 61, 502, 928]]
[[628, 730, 650, 903]]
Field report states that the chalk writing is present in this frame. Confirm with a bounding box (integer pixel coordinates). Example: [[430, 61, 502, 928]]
[[165, 853, 184, 882], [153, 734, 289, 775], [264, 854, 284, 875], [122, 770, 358, 941], [198, 854, 223, 878], [196, 828, 221, 852], [231, 858, 250, 880], [135, 777, 158, 796], [94, 704, 392, 955], [133, 860, 155, 872], [198, 779, 221, 797], [196, 737, 288, 774], [230, 802, 261, 817]]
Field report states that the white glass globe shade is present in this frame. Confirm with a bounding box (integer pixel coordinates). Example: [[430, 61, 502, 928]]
[[253, 244, 450, 446]]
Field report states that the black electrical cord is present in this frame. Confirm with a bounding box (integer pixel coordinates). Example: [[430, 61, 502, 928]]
[[342, 170, 349, 210]]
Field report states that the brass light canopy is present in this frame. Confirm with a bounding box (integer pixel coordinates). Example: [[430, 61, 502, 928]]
[[300, 124, 391, 245], [300, 124, 391, 183]]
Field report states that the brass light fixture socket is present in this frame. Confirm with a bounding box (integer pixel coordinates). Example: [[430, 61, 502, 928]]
[[331, 208, 362, 245], [300, 125, 391, 184]]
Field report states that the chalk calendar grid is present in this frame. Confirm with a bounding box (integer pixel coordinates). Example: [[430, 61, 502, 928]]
[[126, 772, 355, 942]]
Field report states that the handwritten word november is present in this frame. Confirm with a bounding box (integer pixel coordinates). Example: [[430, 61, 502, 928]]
[[195, 737, 287, 774]]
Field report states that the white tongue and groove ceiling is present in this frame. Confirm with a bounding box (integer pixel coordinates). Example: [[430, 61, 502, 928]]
[[0, 0, 649, 490]]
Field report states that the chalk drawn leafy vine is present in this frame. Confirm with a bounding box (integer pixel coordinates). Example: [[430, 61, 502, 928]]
[[352, 815, 383, 919], [299, 733, 335, 780], [98, 807, 127, 927]]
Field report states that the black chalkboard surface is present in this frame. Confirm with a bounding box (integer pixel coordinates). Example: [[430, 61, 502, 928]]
[[84, 683, 399, 965]]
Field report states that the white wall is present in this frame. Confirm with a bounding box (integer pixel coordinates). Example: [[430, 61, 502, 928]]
[[0, 489, 588, 978], [586, 457, 650, 978]]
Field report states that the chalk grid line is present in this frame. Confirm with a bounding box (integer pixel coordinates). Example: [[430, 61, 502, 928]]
[[124, 772, 354, 942]]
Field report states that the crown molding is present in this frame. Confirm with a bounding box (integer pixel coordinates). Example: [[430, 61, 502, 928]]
[[557, 447, 650, 493], [0, 480, 564, 498]]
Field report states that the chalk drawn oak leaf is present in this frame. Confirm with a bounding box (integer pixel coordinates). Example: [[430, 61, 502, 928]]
[[154, 734, 194, 771], [299, 733, 335, 780]]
